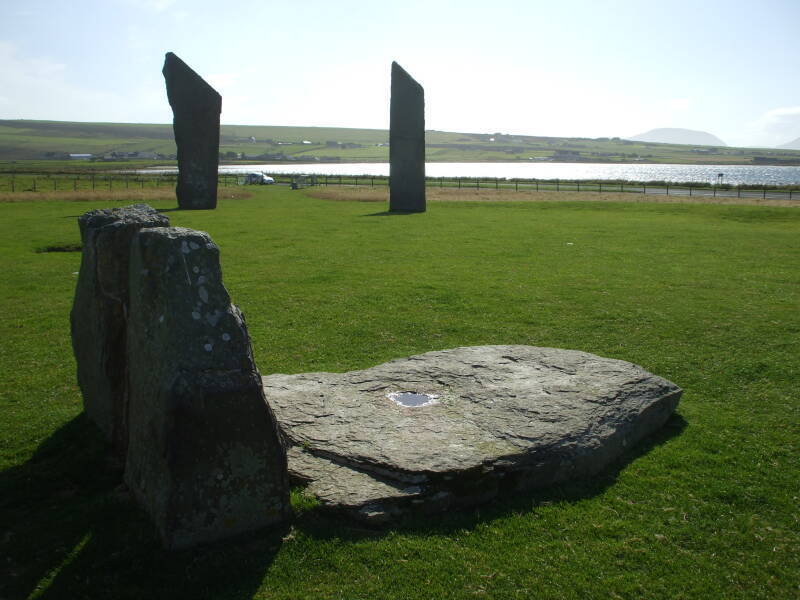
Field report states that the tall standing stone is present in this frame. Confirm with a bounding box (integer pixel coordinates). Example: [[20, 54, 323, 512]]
[[70, 204, 169, 455], [124, 227, 290, 549], [389, 61, 426, 212], [162, 52, 221, 210]]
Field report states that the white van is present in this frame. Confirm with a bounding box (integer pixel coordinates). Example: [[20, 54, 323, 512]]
[[243, 172, 275, 185]]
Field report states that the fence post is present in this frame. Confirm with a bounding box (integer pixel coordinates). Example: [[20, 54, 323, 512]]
[[371, 177, 374, 187], [74, 177, 77, 191], [33, 178, 36, 192], [536, 181, 539, 192], [339, 176, 342, 186], [737, 186, 740, 198], [620, 183, 623, 193], [556, 179, 559, 191], [599, 182, 602, 193], [643, 183, 646, 194], [763, 187, 766, 199], [495, 178, 498, 190], [11, 176, 14, 193], [458, 178, 461, 189], [689, 185, 692, 196], [790, 189, 793, 200], [713, 185, 716, 197], [515, 180, 518, 192], [440, 177, 443, 188], [577, 181, 581, 192], [53, 178, 57, 191], [666, 184, 669, 196], [109, 177, 112, 191], [92, 175, 95, 191]]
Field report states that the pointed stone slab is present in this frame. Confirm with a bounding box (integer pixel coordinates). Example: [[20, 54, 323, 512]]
[[265, 345, 682, 522], [125, 227, 289, 549], [163, 52, 221, 210], [70, 204, 169, 455], [389, 62, 426, 212]]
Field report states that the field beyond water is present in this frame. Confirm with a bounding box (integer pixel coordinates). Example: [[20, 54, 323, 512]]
[[3, 119, 800, 164], [0, 187, 798, 599]]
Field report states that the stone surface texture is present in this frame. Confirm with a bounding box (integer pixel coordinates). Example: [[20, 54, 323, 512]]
[[125, 226, 289, 549], [265, 345, 681, 523], [389, 61, 426, 212], [70, 204, 169, 454], [163, 52, 221, 210]]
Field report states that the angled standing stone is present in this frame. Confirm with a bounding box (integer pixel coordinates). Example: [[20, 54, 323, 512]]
[[70, 204, 169, 455], [389, 62, 426, 212], [163, 52, 221, 210], [125, 227, 289, 549]]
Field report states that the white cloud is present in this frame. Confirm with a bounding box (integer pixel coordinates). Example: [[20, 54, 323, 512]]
[[756, 106, 800, 133], [118, 0, 186, 21], [125, 0, 178, 12], [736, 106, 800, 147], [0, 40, 169, 122], [148, 0, 177, 10], [666, 98, 691, 111]]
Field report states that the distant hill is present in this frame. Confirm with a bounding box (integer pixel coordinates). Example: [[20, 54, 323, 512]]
[[627, 128, 727, 147], [777, 137, 800, 150]]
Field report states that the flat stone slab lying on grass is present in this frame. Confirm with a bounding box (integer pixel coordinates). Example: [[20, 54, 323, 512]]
[[265, 345, 681, 523]]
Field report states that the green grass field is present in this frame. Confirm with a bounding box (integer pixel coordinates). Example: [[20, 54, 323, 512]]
[[1, 187, 798, 599], [3, 119, 800, 165]]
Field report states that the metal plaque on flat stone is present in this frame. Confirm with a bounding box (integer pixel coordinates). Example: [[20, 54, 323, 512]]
[[163, 52, 221, 210], [389, 61, 426, 212]]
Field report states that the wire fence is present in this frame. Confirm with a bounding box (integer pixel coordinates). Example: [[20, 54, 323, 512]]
[[0, 172, 240, 193], [278, 173, 799, 201], [0, 171, 797, 201]]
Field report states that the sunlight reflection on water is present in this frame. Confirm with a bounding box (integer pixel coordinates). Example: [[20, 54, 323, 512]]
[[143, 162, 800, 185]]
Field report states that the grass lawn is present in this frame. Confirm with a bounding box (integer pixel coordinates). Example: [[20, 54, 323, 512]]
[[0, 187, 798, 599]]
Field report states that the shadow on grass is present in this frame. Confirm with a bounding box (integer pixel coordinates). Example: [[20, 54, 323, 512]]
[[294, 411, 689, 541], [361, 210, 422, 217], [0, 414, 286, 600], [1, 411, 685, 598]]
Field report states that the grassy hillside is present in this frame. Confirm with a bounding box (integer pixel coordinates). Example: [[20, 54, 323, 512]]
[[2, 119, 800, 165], [1, 188, 798, 599]]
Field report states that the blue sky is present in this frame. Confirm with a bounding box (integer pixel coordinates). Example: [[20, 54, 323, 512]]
[[1, 0, 798, 147]]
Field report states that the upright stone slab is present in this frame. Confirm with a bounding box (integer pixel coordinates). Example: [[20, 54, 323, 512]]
[[162, 52, 221, 210], [70, 204, 169, 454], [389, 61, 426, 212], [125, 227, 289, 549]]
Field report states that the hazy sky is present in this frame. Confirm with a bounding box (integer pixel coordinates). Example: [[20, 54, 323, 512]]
[[1, 0, 798, 147]]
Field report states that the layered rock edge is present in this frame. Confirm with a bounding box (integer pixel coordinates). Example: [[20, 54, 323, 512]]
[[265, 345, 681, 523]]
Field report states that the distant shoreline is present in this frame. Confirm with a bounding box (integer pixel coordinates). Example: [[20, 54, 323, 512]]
[[2, 119, 799, 167]]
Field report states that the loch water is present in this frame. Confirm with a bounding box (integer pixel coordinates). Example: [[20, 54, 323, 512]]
[[208, 162, 800, 186]]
